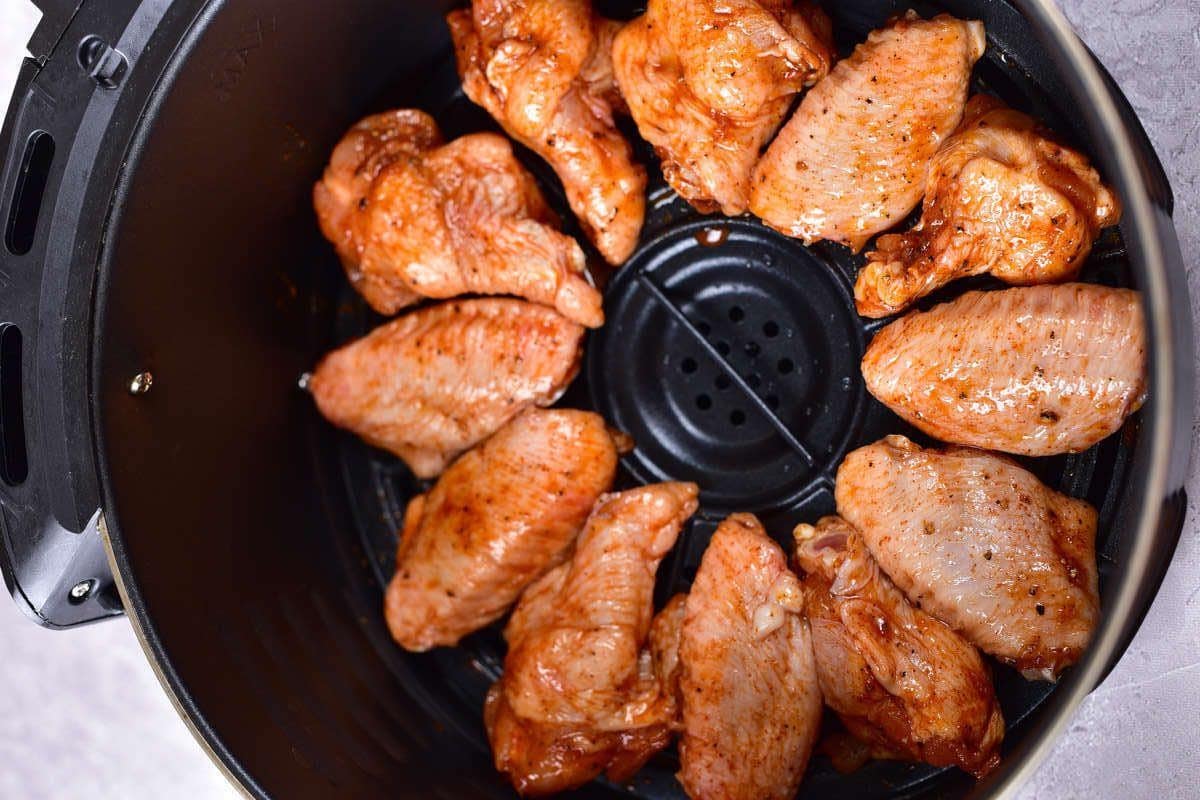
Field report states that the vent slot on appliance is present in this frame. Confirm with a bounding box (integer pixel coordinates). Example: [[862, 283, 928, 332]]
[[0, 324, 28, 485], [4, 130, 55, 255]]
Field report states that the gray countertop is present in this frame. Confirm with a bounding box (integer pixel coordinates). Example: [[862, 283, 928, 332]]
[[0, 1, 1197, 798]]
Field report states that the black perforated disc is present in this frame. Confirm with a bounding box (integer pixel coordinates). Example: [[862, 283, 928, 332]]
[[587, 218, 867, 513]]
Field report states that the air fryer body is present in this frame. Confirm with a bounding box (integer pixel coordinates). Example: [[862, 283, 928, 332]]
[[0, 1, 1190, 799]]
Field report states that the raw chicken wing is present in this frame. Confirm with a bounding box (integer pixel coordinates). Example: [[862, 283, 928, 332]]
[[313, 109, 601, 326], [613, 0, 833, 215], [447, 0, 647, 265], [384, 409, 623, 651], [795, 516, 1004, 777], [649, 593, 688, 713], [310, 298, 582, 478], [751, 12, 985, 250], [678, 514, 821, 800], [856, 95, 1122, 317], [836, 435, 1100, 679], [485, 483, 700, 795], [862, 284, 1146, 456]]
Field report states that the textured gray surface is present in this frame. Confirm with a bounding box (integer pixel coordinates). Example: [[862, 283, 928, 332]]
[[0, 1, 1197, 798]]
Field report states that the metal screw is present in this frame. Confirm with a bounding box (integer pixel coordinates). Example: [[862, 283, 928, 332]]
[[69, 579, 94, 603], [129, 371, 153, 395]]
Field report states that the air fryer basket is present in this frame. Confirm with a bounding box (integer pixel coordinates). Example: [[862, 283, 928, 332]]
[[0, 0, 1190, 799]]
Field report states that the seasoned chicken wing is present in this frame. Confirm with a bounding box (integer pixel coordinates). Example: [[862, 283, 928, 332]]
[[313, 110, 601, 326], [613, 0, 833, 215], [795, 516, 1004, 777], [862, 284, 1146, 456], [447, 0, 647, 265], [650, 593, 688, 713], [678, 514, 821, 800], [855, 96, 1122, 317], [836, 436, 1100, 680], [310, 299, 583, 478], [384, 409, 622, 651], [751, 12, 985, 250], [485, 483, 700, 796]]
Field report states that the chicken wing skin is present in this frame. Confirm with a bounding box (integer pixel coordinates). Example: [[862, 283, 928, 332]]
[[485, 483, 700, 796], [794, 516, 1004, 777], [447, 0, 647, 265], [613, 0, 833, 215], [384, 409, 622, 651], [855, 96, 1122, 317], [650, 593, 688, 714], [310, 298, 583, 478], [678, 514, 821, 800], [836, 435, 1100, 680], [313, 110, 602, 326], [862, 284, 1146, 456], [751, 12, 985, 250]]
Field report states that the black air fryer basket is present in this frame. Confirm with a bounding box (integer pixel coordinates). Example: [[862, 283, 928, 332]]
[[0, 0, 1191, 798]]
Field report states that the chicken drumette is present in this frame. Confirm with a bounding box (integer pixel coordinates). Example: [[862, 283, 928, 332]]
[[795, 516, 1005, 777], [855, 95, 1122, 317], [447, 0, 646, 265], [613, 0, 834, 215], [314, 109, 602, 326], [485, 483, 700, 796]]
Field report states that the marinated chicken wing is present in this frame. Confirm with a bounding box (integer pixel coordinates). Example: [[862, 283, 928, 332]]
[[650, 593, 688, 712], [751, 12, 985, 250], [447, 0, 647, 265], [862, 284, 1146, 456], [678, 514, 821, 800], [310, 299, 582, 478], [613, 0, 833, 215], [485, 483, 700, 796], [855, 96, 1122, 317], [384, 409, 622, 651], [794, 516, 1004, 777], [836, 436, 1100, 679], [313, 110, 602, 326]]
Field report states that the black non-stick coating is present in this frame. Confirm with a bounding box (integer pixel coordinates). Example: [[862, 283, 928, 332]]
[[89, 0, 1147, 798]]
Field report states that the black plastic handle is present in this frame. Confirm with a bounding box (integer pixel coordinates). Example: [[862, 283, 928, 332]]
[[0, 1, 137, 627]]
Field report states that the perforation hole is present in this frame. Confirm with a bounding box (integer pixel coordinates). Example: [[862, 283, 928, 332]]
[[680, 357, 698, 374], [696, 394, 712, 410], [763, 321, 780, 338], [777, 358, 795, 375], [728, 306, 745, 323], [715, 374, 731, 391], [730, 410, 746, 427]]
